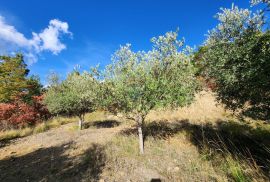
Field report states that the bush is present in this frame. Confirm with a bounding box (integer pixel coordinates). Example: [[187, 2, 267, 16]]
[[0, 94, 50, 130]]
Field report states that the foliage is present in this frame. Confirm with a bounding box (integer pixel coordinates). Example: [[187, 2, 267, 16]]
[[0, 54, 48, 129], [206, 4, 264, 46], [0, 94, 50, 129], [0, 54, 29, 103], [202, 5, 270, 119], [251, 0, 270, 9], [47, 70, 61, 87], [100, 31, 200, 153], [44, 71, 99, 125], [0, 54, 43, 103], [102, 31, 200, 118], [24, 75, 43, 103]]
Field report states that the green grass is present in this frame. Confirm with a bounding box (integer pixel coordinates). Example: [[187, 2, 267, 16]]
[[226, 156, 250, 182]]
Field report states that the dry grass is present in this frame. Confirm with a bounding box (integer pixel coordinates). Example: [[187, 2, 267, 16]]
[[195, 127, 269, 182], [0, 116, 78, 141], [0, 92, 269, 181], [0, 111, 113, 142], [102, 133, 227, 181], [108, 91, 270, 181], [103, 121, 269, 181], [147, 91, 270, 181], [147, 90, 230, 124]]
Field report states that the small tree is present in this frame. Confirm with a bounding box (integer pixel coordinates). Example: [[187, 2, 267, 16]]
[[44, 71, 98, 130], [102, 31, 200, 154]]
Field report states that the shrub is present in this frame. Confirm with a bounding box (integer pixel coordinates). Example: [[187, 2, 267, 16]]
[[0, 94, 50, 130]]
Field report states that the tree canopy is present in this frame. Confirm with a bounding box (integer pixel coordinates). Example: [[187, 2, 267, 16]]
[[103, 31, 200, 117], [202, 4, 270, 119], [44, 71, 99, 129], [0, 54, 42, 103]]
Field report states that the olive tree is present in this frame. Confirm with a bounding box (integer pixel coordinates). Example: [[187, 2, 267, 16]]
[[102, 31, 200, 154], [44, 71, 98, 130], [251, 0, 270, 8], [203, 4, 270, 119]]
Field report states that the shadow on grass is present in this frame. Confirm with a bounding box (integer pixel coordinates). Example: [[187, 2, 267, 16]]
[[0, 142, 106, 182], [151, 178, 162, 182], [0, 139, 12, 149], [84, 120, 121, 129], [241, 106, 270, 121], [121, 119, 270, 178]]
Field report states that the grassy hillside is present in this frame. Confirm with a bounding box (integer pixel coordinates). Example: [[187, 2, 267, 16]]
[[0, 91, 269, 181]]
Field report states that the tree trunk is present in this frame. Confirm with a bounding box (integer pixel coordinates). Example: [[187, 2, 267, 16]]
[[138, 125, 144, 154], [78, 119, 83, 130], [78, 115, 84, 130], [136, 115, 144, 154]]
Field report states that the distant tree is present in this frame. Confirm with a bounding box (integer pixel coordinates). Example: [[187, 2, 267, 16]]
[[44, 71, 98, 130], [0, 54, 43, 104], [24, 75, 43, 104], [47, 71, 61, 88], [0, 54, 29, 102], [192, 46, 218, 90], [101, 31, 200, 154], [0, 54, 48, 129], [203, 4, 270, 119]]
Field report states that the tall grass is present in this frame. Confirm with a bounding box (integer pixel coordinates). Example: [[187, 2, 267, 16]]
[[199, 135, 268, 181], [103, 133, 226, 181], [146, 91, 270, 181], [147, 90, 230, 124]]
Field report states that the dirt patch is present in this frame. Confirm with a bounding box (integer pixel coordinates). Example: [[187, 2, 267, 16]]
[[0, 115, 127, 182]]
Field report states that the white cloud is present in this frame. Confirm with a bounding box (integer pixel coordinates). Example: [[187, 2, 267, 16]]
[[36, 19, 72, 54], [24, 52, 38, 65], [0, 15, 72, 64], [0, 16, 31, 48]]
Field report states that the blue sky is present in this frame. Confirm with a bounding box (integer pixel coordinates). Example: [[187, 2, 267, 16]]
[[0, 0, 252, 84]]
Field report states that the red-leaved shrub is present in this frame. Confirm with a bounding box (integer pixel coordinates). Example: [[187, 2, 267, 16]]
[[0, 94, 50, 130]]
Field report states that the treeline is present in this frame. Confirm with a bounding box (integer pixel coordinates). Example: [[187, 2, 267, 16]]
[[0, 54, 50, 130]]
